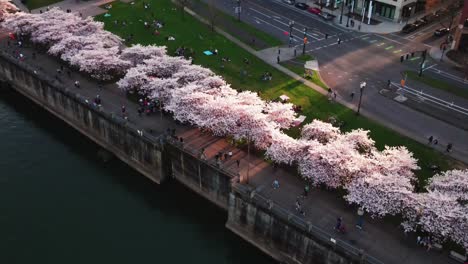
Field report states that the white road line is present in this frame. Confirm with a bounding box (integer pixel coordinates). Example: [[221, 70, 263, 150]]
[[249, 8, 271, 18], [253, 16, 297, 37], [273, 18, 321, 40], [422, 63, 437, 71], [250, 0, 348, 33]]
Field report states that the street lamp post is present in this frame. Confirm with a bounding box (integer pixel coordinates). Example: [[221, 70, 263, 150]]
[[357, 81, 366, 115], [302, 27, 308, 55], [340, 1, 344, 24], [288, 20, 295, 47], [236, 0, 241, 21], [440, 45, 447, 61], [346, 4, 351, 27], [246, 134, 250, 184]]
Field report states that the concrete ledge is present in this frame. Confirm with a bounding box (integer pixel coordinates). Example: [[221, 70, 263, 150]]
[[449, 251, 467, 263]]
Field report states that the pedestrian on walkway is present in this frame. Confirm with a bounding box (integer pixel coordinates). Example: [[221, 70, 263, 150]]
[[303, 184, 309, 197], [277, 56, 280, 64], [428, 135, 433, 144], [350, 92, 355, 100], [278, 48, 280, 55], [356, 207, 364, 229], [433, 139, 438, 145], [121, 105, 126, 115], [74, 80, 80, 88], [294, 49, 297, 57], [387, 79, 391, 88], [236, 159, 240, 168], [335, 217, 342, 231], [94, 95, 101, 106], [337, 38, 341, 44], [272, 179, 280, 189], [446, 143, 452, 152]]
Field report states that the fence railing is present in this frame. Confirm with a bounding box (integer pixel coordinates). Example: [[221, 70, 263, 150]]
[[231, 183, 385, 264]]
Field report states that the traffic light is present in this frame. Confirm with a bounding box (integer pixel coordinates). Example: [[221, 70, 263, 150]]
[[303, 37, 308, 44]]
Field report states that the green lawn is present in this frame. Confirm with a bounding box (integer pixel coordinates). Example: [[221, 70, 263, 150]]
[[280, 55, 328, 91], [96, 0, 460, 185], [190, 0, 282, 50], [405, 71, 468, 100], [23, 0, 62, 10]]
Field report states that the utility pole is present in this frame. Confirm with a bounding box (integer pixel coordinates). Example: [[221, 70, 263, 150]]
[[346, 4, 351, 27], [419, 49, 427, 77], [302, 27, 308, 55], [357, 81, 366, 115], [236, 0, 241, 21], [340, 0, 344, 24]]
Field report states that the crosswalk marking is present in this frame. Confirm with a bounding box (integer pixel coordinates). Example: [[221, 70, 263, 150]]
[[369, 39, 377, 43], [377, 42, 385, 46], [385, 45, 394, 50], [393, 49, 402, 53], [361, 36, 369, 40]]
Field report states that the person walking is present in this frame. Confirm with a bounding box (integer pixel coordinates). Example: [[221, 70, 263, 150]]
[[335, 217, 342, 231], [356, 207, 364, 229], [236, 159, 240, 168], [428, 135, 433, 144], [303, 184, 310, 197], [350, 92, 355, 100], [446, 143, 453, 152], [74, 80, 80, 88]]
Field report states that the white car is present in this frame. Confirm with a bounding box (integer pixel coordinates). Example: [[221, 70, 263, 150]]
[[282, 0, 295, 4]]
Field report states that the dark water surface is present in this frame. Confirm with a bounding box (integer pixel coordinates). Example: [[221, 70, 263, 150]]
[[0, 88, 274, 264]]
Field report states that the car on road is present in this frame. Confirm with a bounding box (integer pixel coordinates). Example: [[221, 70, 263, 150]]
[[282, 0, 295, 4], [317, 11, 335, 20], [307, 7, 322, 15], [294, 2, 309, 10], [434, 27, 450, 37], [401, 24, 417, 34]]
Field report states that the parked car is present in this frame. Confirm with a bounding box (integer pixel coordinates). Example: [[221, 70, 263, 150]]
[[307, 7, 322, 15], [282, 0, 295, 4], [317, 11, 335, 20], [294, 2, 309, 10], [401, 24, 417, 34], [434, 27, 450, 36]]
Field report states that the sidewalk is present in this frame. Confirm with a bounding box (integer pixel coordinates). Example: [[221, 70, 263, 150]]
[[429, 45, 463, 68]]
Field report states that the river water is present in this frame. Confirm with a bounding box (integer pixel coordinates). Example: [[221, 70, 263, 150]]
[[0, 88, 274, 264]]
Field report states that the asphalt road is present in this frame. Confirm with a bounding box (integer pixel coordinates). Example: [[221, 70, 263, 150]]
[[203, 0, 468, 163]]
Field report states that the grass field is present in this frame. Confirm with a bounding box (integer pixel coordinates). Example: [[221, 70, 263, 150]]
[[405, 71, 468, 100], [95, 0, 461, 185], [280, 55, 329, 91], [24, 0, 62, 10]]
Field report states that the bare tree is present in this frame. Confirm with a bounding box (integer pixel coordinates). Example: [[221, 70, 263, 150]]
[[437, 0, 461, 43], [207, 0, 218, 32], [177, 0, 190, 18]]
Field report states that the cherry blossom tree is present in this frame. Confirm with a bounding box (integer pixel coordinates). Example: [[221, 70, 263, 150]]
[[345, 172, 414, 217], [427, 169, 468, 202], [301, 120, 340, 143], [264, 102, 297, 129], [0, 0, 18, 21], [120, 44, 167, 66], [69, 47, 131, 80]]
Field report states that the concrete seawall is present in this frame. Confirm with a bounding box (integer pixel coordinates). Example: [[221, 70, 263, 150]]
[[0, 53, 363, 264]]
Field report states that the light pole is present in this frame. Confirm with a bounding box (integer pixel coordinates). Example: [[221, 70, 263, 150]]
[[340, 0, 344, 24], [346, 4, 351, 27], [357, 81, 366, 115], [302, 27, 308, 55], [440, 45, 447, 62], [236, 0, 241, 21], [246, 134, 251, 184]]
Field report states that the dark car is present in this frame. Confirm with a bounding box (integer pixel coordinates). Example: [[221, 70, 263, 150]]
[[295, 2, 309, 9], [434, 27, 450, 36], [401, 24, 417, 34], [307, 7, 322, 15], [317, 11, 335, 20]]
